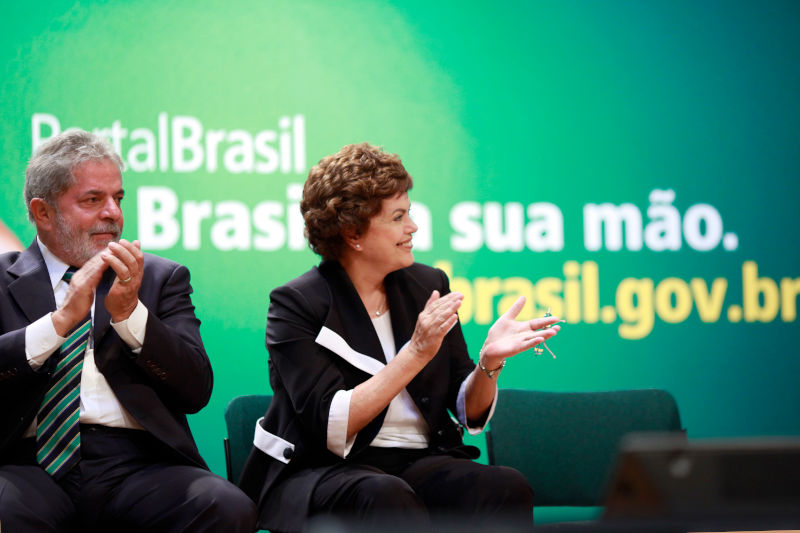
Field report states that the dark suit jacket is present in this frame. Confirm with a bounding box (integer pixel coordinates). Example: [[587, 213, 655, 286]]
[[239, 260, 479, 532], [0, 241, 212, 468]]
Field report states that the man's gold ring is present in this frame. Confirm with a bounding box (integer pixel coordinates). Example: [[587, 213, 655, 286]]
[[120, 276, 133, 284]]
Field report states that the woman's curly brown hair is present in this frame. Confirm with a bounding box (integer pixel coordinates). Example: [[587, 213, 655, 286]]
[[301, 143, 413, 260]]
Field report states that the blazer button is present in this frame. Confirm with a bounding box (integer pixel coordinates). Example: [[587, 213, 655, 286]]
[[419, 397, 431, 410], [283, 447, 294, 459], [436, 429, 444, 437]]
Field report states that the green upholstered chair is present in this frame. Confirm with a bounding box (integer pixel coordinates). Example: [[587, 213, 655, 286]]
[[224, 394, 272, 483], [486, 389, 684, 522]]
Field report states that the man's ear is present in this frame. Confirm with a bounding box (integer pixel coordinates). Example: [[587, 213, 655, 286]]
[[29, 198, 56, 232]]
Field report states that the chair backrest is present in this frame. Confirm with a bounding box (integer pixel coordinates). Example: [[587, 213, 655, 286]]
[[224, 394, 272, 483], [486, 388, 684, 507]]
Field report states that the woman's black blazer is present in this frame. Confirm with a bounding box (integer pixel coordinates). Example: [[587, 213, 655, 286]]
[[238, 260, 479, 532]]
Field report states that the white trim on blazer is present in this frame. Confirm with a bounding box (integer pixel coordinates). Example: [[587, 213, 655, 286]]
[[315, 326, 385, 376], [253, 417, 295, 464]]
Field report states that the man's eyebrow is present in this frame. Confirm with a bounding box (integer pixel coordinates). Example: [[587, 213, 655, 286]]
[[79, 188, 125, 197]]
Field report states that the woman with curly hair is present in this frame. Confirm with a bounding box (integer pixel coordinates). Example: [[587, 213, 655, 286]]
[[239, 143, 561, 533]]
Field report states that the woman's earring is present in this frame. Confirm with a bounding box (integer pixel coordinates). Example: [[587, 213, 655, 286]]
[[355, 244, 361, 249]]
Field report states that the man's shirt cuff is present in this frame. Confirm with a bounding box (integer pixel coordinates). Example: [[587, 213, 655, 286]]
[[110, 300, 148, 353], [25, 313, 64, 370]]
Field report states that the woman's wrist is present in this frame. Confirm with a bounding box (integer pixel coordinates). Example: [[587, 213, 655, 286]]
[[478, 346, 505, 378]]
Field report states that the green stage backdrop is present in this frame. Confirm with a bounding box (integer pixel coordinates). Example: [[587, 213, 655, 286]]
[[2, 0, 799, 476]]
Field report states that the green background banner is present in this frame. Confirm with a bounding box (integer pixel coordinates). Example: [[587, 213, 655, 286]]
[[2, 0, 799, 476]]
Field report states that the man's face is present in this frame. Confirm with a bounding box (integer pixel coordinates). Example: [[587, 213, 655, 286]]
[[48, 158, 124, 267]]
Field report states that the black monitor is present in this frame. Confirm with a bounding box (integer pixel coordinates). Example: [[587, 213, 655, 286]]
[[602, 433, 800, 530]]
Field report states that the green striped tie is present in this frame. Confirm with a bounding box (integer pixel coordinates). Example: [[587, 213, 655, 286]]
[[36, 268, 90, 478]]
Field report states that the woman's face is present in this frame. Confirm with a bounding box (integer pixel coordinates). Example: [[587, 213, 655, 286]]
[[357, 191, 418, 274]]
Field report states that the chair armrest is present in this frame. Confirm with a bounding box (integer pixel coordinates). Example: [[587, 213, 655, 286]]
[[224, 437, 233, 482]]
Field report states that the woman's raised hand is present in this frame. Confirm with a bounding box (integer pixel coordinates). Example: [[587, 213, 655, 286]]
[[407, 290, 463, 362], [479, 296, 561, 368]]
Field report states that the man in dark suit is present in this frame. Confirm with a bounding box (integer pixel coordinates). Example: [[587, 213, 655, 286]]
[[0, 129, 257, 532]]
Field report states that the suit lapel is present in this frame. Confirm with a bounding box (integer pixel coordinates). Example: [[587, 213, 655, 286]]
[[384, 267, 443, 402], [313, 263, 431, 375], [7, 242, 57, 322], [385, 269, 418, 353], [315, 261, 387, 368]]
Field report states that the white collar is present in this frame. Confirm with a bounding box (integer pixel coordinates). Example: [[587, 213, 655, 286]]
[[36, 236, 70, 290]]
